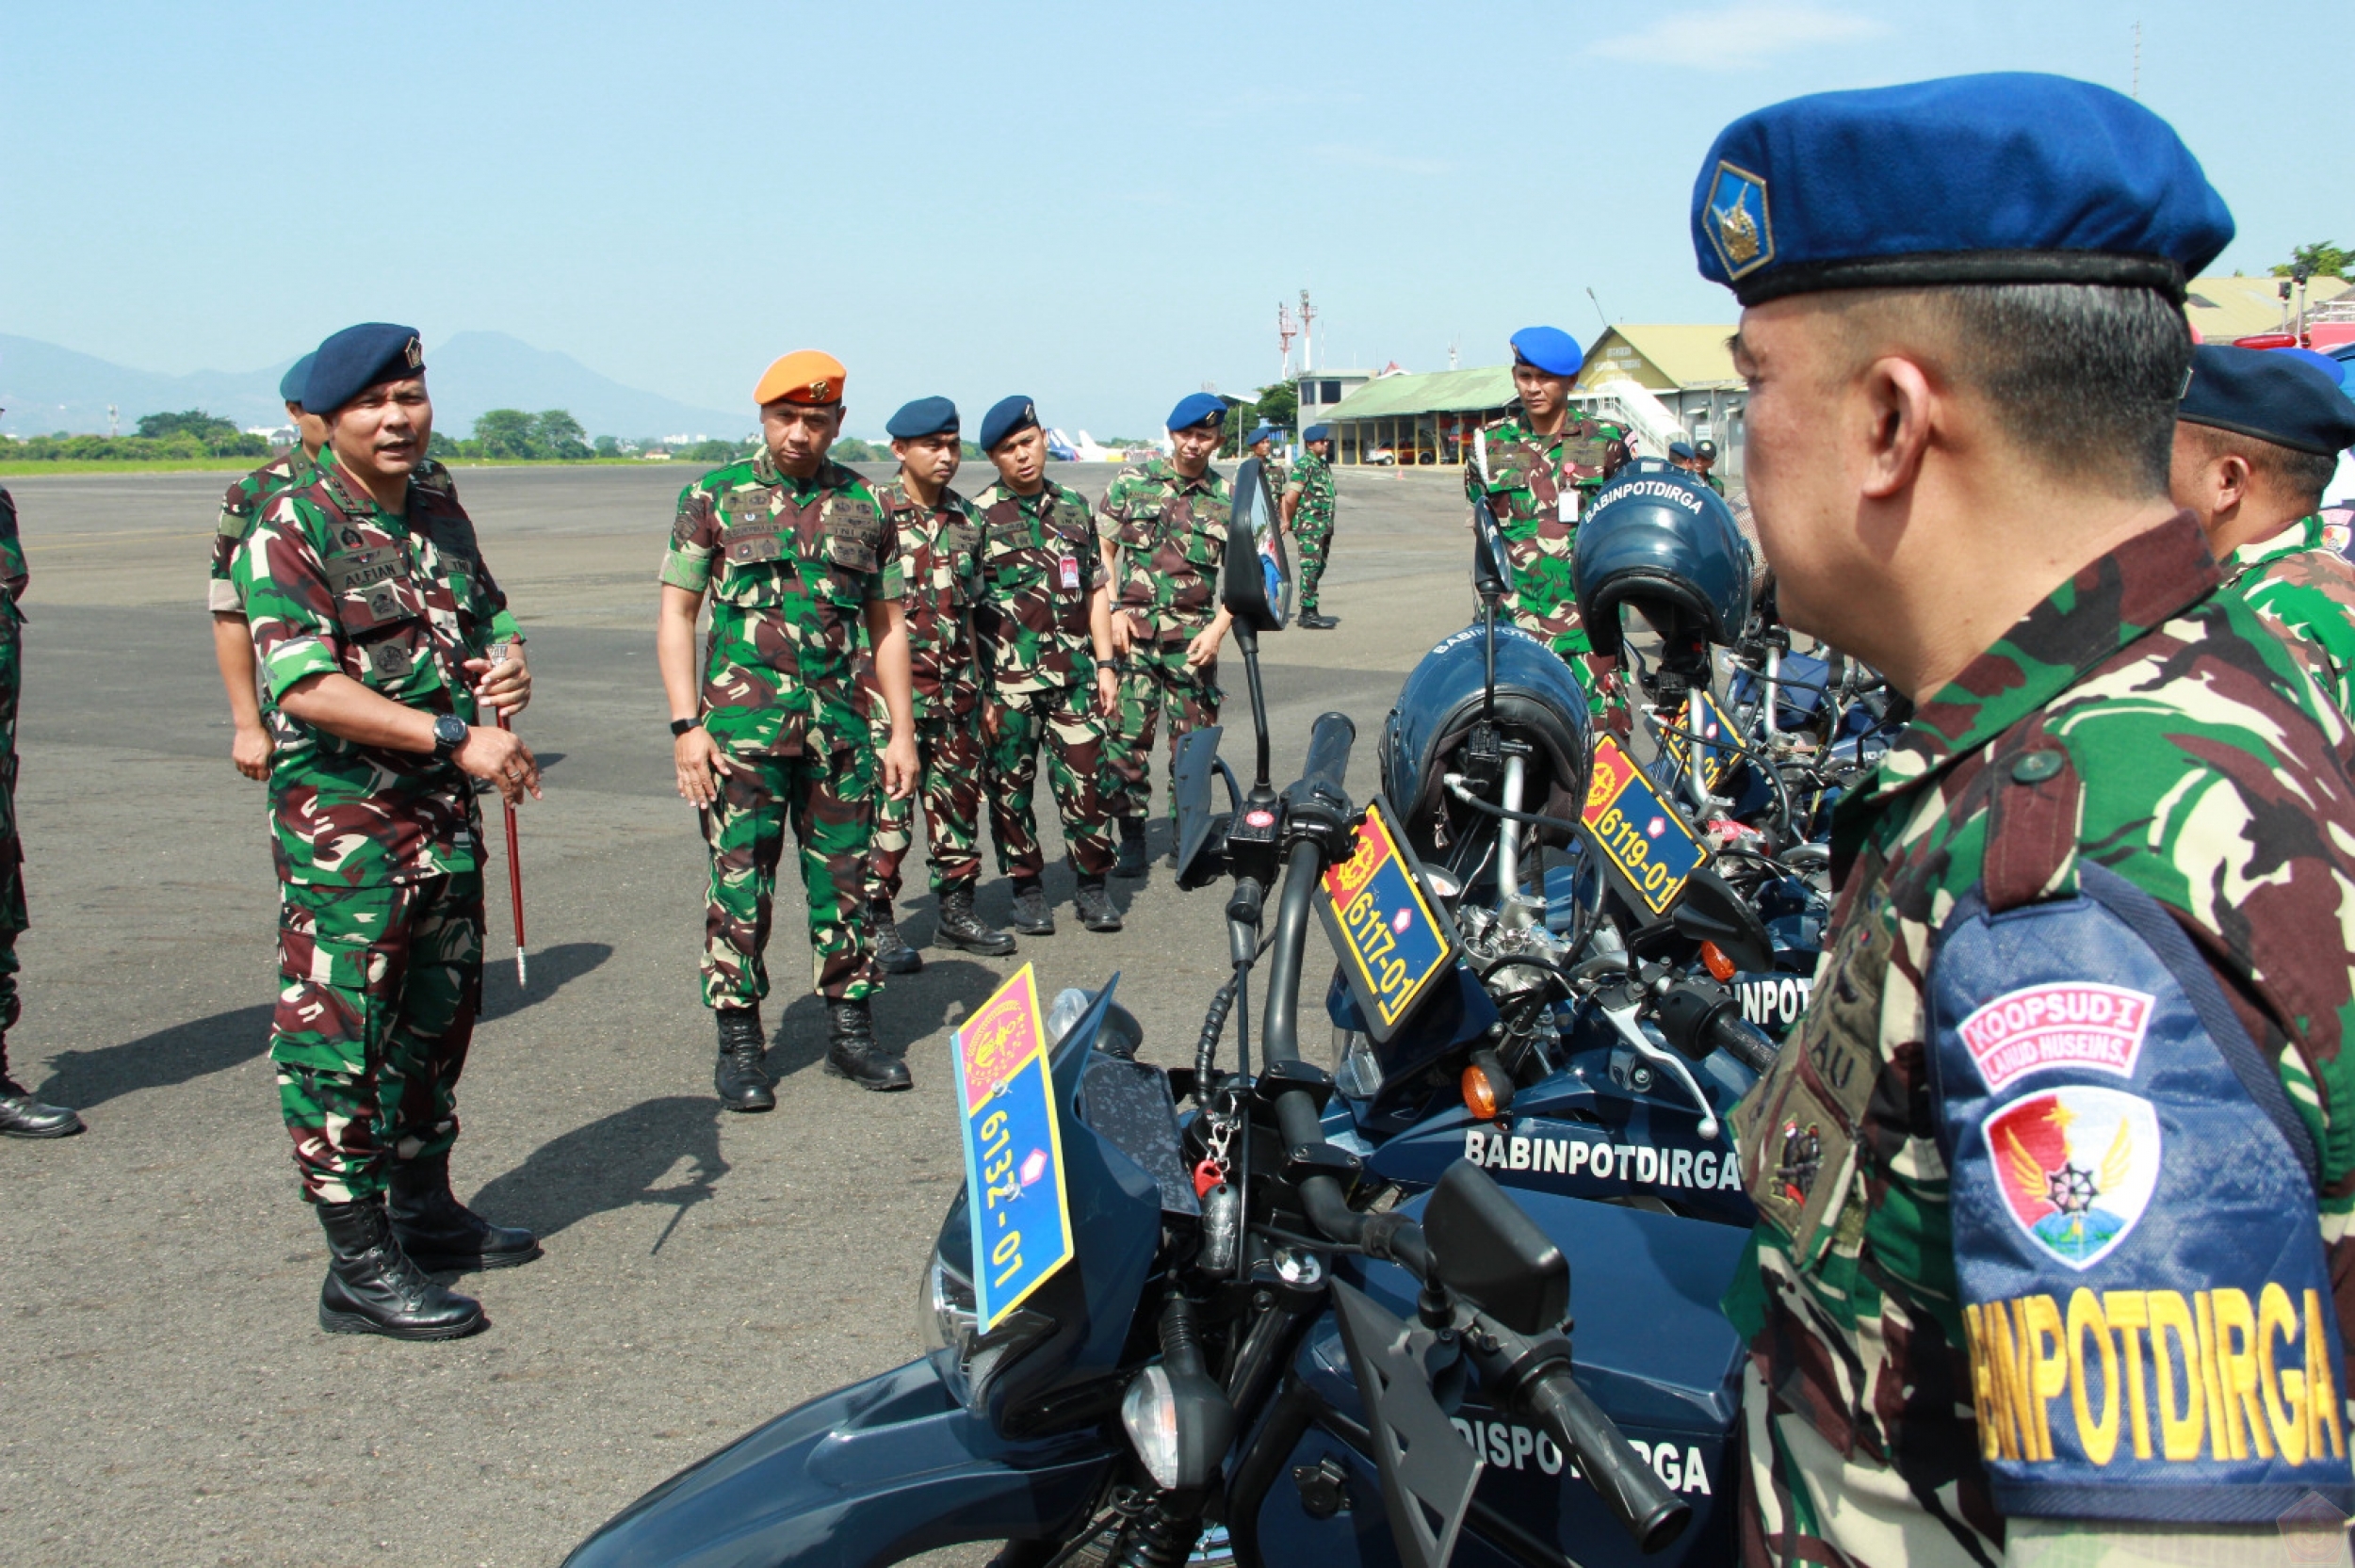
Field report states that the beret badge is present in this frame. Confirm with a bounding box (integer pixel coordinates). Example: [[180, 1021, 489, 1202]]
[[1705, 161, 1774, 280], [810, 379, 831, 400], [403, 335, 423, 369]]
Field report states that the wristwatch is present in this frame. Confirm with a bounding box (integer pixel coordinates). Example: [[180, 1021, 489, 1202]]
[[670, 718, 699, 737], [431, 713, 468, 761]]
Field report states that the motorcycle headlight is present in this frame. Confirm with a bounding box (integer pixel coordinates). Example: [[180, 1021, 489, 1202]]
[[918, 1248, 1055, 1415]]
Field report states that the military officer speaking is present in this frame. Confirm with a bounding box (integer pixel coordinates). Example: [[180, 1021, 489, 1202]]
[[859, 396, 1016, 971], [659, 351, 918, 1103], [1281, 422, 1339, 628], [1697, 77, 2355, 1565], [0, 463, 80, 1140], [2170, 344, 2355, 716], [970, 396, 1121, 935], [236, 323, 543, 1339], [1464, 326, 1630, 716], [1098, 392, 1234, 874]]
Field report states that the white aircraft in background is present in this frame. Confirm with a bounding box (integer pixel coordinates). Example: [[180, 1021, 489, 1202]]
[[1046, 428, 1121, 462]]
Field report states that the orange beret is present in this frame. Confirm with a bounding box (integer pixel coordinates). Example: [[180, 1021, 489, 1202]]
[[753, 349, 846, 407]]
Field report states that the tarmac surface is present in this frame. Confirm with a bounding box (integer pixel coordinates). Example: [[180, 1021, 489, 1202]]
[[0, 458, 1484, 1567]]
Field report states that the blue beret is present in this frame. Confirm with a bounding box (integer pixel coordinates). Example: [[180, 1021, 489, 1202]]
[[1304, 424, 1331, 443], [279, 353, 317, 407], [886, 396, 958, 440], [1246, 426, 1278, 446], [1509, 327, 1584, 377], [1692, 73, 2233, 307], [1668, 440, 1697, 460], [2179, 345, 2355, 458], [1167, 392, 1226, 431], [305, 323, 425, 414], [979, 395, 1040, 452], [2275, 348, 2347, 390]]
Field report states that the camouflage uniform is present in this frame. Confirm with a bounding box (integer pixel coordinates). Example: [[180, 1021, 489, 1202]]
[[211, 452, 468, 614], [1283, 446, 1338, 617], [1725, 515, 2355, 1565], [1464, 411, 1626, 713], [2218, 513, 2355, 718], [0, 492, 28, 1038], [1097, 457, 1228, 822], [661, 450, 901, 1009], [859, 476, 987, 904], [234, 461, 514, 1204], [971, 477, 1114, 880]]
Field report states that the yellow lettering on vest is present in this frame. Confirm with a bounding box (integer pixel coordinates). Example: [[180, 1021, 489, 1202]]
[[2212, 1289, 2274, 1461], [2103, 1291, 2155, 1460], [1964, 1304, 2009, 1461], [2000, 1298, 2042, 1460], [2306, 1289, 2346, 1461], [2195, 1292, 2240, 1460], [2257, 1282, 2307, 1465], [2150, 1290, 2207, 1462], [2024, 1294, 2068, 1461], [1989, 1300, 2032, 1460], [2067, 1288, 2121, 1464]]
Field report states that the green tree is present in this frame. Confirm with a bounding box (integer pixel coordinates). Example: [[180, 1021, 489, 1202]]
[[473, 408, 537, 459], [135, 409, 252, 453], [1254, 380, 1299, 434], [531, 409, 590, 460], [593, 435, 625, 458], [2273, 242, 2349, 281]]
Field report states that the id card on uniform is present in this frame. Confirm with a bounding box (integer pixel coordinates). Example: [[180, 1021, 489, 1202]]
[[1058, 556, 1080, 590]]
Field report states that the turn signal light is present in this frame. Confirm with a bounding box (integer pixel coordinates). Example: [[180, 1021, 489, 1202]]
[[1462, 1062, 1503, 1120], [1700, 941, 1736, 982]]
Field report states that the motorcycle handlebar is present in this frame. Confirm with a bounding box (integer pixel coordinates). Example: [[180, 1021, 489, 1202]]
[[1522, 1368, 1692, 1553], [1296, 711, 1356, 805], [1707, 1010, 1779, 1076]]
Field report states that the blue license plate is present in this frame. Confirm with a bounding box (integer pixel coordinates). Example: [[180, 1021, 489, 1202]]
[[1583, 736, 1709, 917], [1318, 794, 1456, 1042], [950, 963, 1075, 1331]]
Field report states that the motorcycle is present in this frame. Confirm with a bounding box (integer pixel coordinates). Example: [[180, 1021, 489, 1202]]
[[562, 461, 1761, 1568]]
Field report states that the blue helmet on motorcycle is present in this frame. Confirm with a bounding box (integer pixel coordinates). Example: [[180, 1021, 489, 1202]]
[[1572, 459, 1752, 660]]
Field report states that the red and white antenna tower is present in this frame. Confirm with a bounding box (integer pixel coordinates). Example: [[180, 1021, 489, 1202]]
[[1277, 302, 1297, 378], [1298, 289, 1318, 374]]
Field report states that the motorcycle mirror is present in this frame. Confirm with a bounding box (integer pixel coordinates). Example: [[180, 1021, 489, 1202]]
[[1172, 726, 1232, 888], [1222, 458, 1291, 632], [1423, 1162, 1569, 1339], [1670, 865, 1773, 974], [1470, 500, 1509, 600]]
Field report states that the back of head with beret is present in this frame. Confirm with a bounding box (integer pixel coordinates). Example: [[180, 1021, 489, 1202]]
[[305, 324, 426, 415], [1692, 73, 2233, 307], [280, 352, 317, 408], [980, 396, 1041, 453], [2179, 345, 2355, 458]]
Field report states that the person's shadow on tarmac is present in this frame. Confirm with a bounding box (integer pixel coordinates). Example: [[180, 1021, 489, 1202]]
[[469, 1093, 728, 1253], [33, 940, 612, 1113], [761, 956, 1010, 1079]]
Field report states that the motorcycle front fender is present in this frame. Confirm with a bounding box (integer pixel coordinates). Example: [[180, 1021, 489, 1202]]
[[564, 1357, 1117, 1568]]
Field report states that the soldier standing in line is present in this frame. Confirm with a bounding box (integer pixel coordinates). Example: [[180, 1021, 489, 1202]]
[[2170, 344, 2355, 715], [213, 356, 514, 781], [0, 458, 80, 1140], [659, 351, 919, 1103], [236, 324, 542, 1338], [1693, 77, 2355, 1564], [859, 396, 1015, 971], [1245, 425, 1285, 498], [1283, 422, 1340, 629], [1691, 438, 1728, 496], [969, 396, 1121, 935], [1464, 326, 1628, 715], [1098, 393, 1234, 877]]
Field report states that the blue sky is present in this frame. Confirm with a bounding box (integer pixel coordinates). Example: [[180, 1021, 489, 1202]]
[[0, 1, 2333, 438]]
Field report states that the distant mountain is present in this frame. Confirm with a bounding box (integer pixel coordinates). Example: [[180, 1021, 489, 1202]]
[[0, 330, 750, 443]]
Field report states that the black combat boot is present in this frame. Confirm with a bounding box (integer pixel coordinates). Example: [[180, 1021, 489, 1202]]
[[1008, 879, 1055, 936], [824, 998, 910, 1091], [1113, 816, 1148, 879], [0, 1044, 81, 1139], [935, 881, 1015, 956], [389, 1153, 544, 1272], [316, 1195, 487, 1340], [714, 1007, 775, 1113], [1299, 611, 1339, 630], [868, 901, 923, 975], [1074, 879, 1123, 932]]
